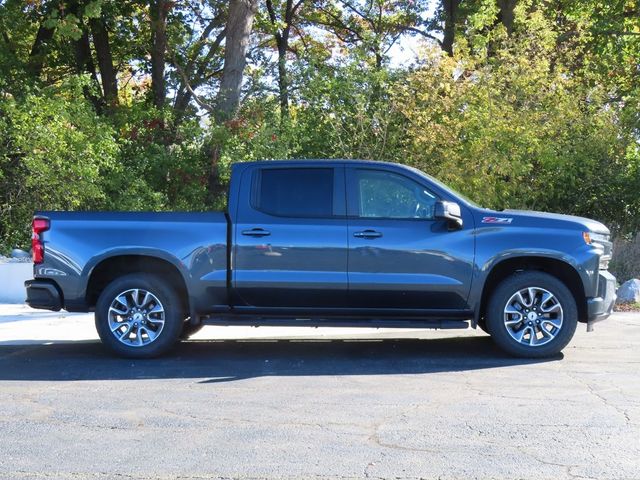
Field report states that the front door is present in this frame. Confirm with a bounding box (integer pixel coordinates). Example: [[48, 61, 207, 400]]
[[346, 167, 474, 311], [233, 165, 349, 308]]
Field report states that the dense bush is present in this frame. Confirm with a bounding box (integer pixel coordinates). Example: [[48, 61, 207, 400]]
[[0, 86, 209, 252], [611, 235, 640, 284], [105, 105, 209, 212], [0, 84, 119, 250]]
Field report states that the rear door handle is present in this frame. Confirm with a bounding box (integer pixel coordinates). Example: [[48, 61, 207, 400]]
[[353, 230, 382, 239], [242, 228, 271, 237]]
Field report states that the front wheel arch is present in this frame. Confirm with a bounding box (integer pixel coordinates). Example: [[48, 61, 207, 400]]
[[477, 257, 587, 326]]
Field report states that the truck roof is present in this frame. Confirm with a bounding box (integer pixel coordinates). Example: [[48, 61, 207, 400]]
[[235, 159, 399, 167]]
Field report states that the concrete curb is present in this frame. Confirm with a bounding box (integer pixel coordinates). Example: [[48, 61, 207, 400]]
[[0, 263, 33, 303]]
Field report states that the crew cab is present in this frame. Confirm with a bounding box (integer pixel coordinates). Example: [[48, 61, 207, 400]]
[[25, 160, 616, 358]]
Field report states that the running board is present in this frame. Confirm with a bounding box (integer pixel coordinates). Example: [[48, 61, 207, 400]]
[[201, 316, 470, 329]]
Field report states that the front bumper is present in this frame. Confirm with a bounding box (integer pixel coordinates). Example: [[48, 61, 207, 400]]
[[24, 279, 62, 311], [587, 270, 616, 323]]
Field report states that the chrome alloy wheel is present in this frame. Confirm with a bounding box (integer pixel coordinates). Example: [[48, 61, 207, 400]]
[[107, 289, 165, 347], [503, 286, 563, 347]]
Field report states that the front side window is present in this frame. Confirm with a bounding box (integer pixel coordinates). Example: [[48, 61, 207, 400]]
[[356, 169, 436, 219], [256, 168, 334, 217]]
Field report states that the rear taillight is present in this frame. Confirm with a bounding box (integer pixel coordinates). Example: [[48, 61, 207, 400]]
[[32, 217, 50, 264]]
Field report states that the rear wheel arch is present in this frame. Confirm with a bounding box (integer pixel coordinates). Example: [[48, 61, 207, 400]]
[[478, 256, 587, 327], [85, 255, 189, 316]]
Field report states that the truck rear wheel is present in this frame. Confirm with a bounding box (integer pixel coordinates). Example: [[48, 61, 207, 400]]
[[95, 274, 183, 358], [486, 271, 578, 358]]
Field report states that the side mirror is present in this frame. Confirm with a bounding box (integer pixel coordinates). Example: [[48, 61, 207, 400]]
[[435, 201, 463, 230]]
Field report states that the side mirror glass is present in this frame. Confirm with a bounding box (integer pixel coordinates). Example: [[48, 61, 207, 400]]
[[435, 201, 463, 230]]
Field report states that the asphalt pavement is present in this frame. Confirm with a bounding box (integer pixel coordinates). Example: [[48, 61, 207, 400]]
[[0, 306, 638, 479]]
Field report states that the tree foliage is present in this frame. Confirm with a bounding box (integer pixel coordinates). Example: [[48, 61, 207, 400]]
[[0, 0, 638, 256]]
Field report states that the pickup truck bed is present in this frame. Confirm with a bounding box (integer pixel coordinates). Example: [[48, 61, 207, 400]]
[[28, 211, 229, 315]]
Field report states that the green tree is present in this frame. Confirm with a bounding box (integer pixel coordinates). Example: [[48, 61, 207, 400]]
[[0, 81, 119, 250]]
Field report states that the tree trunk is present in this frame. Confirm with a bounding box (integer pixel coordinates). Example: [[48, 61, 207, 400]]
[[174, 87, 192, 114], [266, 0, 294, 119], [150, 0, 169, 108], [27, 1, 58, 79], [276, 42, 289, 117], [374, 48, 383, 68], [207, 0, 258, 206], [73, 30, 103, 111], [441, 0, 461, 57], [27, 23, 55, 78], [205, 145, 224, 207], [215, 0, 258, 123], [497, 0, 517, 35], [89, 17, 118, 106]]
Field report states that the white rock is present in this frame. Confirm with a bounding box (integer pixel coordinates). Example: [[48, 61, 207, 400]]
[[11, 248, 30, 259], [616, 279, 640, 304]]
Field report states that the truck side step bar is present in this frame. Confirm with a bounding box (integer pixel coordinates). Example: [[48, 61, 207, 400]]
[[202, 316, 470, 329]]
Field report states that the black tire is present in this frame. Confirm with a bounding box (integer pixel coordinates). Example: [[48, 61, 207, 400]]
[[95, 274, 184, 358], [180, 320, 204, 340], [486, 271, 578, 358]]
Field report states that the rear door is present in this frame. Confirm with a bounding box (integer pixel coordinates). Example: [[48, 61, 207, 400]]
[[346, 166, 474, 311], [232, 165, 349, 308]]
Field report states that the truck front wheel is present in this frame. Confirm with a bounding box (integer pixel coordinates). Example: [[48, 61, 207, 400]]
[[95, 274, 183, 358], [486, 271, 578, 358]]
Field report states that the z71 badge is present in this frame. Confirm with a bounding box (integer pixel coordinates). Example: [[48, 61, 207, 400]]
[[482, 216, 513, 224]]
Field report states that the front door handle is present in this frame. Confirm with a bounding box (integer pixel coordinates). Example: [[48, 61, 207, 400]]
[[353, 230, 382, 239], [242, 228, 271, 237]]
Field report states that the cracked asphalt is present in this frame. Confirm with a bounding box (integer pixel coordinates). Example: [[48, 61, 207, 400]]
[[0, 310, 639, 479]]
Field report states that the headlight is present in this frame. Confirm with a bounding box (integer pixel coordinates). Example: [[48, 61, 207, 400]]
[[583, 231, 610, 244], [590, 232, 610, 243], [583, 231, 612, 270]]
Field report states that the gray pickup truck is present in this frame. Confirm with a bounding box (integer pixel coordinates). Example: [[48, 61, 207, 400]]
[[25, 160, 616, 358]]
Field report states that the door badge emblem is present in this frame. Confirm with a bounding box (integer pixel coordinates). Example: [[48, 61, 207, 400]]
[[482, 216, 513, 224]]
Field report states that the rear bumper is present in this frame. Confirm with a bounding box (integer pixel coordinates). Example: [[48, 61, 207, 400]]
[[24, 279, 62, 311], [587, 271, 616, 323]]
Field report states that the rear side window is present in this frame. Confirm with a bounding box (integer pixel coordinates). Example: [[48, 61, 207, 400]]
[[255, 168, 334, 217]]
